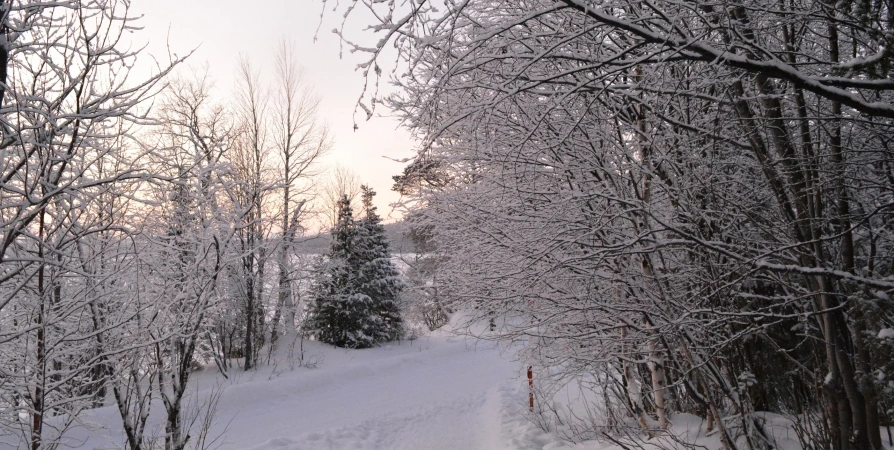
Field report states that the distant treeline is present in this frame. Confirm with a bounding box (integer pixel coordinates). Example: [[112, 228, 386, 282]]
[[293, 221, 416, 255]]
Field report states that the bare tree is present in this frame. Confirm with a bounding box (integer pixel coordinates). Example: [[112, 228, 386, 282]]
[[136, 68, 237, 450], [320, 164, 362, 229], [230, 57, 274, 372], [0, 1, 183, 448], [268, 41, 330, 357]]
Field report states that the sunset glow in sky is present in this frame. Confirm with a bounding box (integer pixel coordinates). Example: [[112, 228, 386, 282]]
[[133, 0, 416, 228]]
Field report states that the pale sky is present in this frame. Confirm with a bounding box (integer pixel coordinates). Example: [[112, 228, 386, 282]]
[[131, 0, 416, 227]]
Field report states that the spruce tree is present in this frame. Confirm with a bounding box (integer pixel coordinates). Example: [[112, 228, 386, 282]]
[[356, 186, 405, 342], [306, 195, 379, 349], [306, 191, 405, 348]]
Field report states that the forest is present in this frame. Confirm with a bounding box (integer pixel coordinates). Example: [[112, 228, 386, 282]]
[[0, 1, 409, 448], [1, 0, 893, 449], [363, 0, 894, 448]]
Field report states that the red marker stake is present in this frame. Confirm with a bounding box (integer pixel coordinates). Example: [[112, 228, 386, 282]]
[[528, 365, 534, 411]]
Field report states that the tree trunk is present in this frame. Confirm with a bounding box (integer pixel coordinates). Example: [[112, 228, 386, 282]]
[[645, 319, 668, 429], [620, 325, 651, 432], [244, 269, 255, 371], [31, 209, 47, 450]]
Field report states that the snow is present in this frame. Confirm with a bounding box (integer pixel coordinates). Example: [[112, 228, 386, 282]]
[[61, 318, 881, 450], [227, 339, 514, 450], [70, 327, 554, 450]]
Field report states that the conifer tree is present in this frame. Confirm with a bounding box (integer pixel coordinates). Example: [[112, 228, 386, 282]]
[[306, 191, 405, 348], [356, 186, 405, 342], [306, 195, 379, 348]]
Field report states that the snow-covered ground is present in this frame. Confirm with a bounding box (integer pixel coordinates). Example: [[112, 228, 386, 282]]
[[70, 329, 558, 450], [61, 324, 893, 450], [218, 336, 525, 450]]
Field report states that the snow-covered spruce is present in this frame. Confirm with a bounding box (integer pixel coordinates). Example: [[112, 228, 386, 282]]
[[305, 189, 405, 349]]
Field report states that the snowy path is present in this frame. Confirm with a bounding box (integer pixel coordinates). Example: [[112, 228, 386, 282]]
[[229, 338, 519, 450]]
